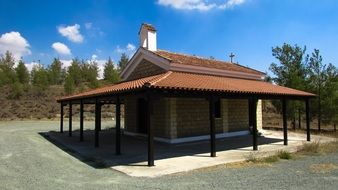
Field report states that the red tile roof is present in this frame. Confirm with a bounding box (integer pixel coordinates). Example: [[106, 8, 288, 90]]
[[154, 50, 265, 76], [57, 71, 315, 102]]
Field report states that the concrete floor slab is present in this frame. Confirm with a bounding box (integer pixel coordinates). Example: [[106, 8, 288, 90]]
[[45, 126, 335, 178]]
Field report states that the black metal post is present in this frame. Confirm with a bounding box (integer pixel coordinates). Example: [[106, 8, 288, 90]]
[[98, 104, 102, 131], [306, 98, 311, 141], [209, 96, 216, 157], [60, 103, 63, 133], [282, 98, 288, 145], [80, 99, 84, 142], [249, 97, 258, 150], [95, 98, 100, 147], [69, 102, 72, 137], [147, 93, 154, 166], [115, 96, 121, 155]]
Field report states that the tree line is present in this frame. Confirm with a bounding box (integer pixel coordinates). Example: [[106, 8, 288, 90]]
[[269, 43, 338, 130], [0, 51, 129, 98]]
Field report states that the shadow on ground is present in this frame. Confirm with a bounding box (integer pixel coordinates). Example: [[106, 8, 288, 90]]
[[40, 128, 282, 169]]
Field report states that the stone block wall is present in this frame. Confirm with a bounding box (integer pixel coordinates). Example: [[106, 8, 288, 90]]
[[124, 96, 261, 140]]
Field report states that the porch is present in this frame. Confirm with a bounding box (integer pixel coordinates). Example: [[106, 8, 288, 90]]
[[45, 125, 333, 177]]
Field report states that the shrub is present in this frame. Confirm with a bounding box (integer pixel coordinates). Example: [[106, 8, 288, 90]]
[[277, 150, 292, 159], [298, 141, 320, 154]]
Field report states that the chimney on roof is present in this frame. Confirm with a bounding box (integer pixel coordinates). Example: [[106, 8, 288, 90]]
[[139, 23, 157, 51]]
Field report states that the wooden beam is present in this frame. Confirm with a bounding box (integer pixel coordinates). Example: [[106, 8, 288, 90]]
[[249, 98, 258, 150], [69, 102, 72, 137], [146, 93, 154, 166], [209, 96, 216, 157], [60, 103, 63, 133], [306, 98, 311, 141], [282, 98, 288, 145], [95, 98, 100, 147], [115, 96, 121, 155], [80, 99, 84, 142]]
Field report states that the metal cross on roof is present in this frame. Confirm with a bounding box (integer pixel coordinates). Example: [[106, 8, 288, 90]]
[[229, 52, 235, 63]]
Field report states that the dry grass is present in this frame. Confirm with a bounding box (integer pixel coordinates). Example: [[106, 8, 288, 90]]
[[297, 140, 321, 154], [310, 163, 337, 173], [297, 140, 338, 155], [276, 150, 292, 160]]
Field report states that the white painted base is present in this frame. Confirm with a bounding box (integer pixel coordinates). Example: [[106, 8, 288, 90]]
[[123, 130, 250, 144]]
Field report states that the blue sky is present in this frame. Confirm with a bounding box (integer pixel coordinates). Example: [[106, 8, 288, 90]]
[[1, 0, 338, 76]]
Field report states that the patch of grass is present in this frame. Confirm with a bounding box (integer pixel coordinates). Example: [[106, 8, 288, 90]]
[[277, 150, 292, 160], [310, 163, 338, 173], [298, 140, 338, 155], [262, 155, 279, 163], [319, 140, 338, 154], [245, 153, 259, 163], [298, 141, 320, 154]]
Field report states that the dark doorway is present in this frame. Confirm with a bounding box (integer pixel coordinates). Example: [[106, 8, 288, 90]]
[[137, 98, 147, 134]]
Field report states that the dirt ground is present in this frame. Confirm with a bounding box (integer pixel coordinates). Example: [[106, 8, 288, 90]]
[[0, 121, 337, 190]]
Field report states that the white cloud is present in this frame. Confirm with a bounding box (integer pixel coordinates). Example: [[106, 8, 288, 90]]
[[58, 24, 84, 43], [0, 31, 31, 60], [85, 22, 92, 30], [52, 42, 71, 55], [157, 0, 246, 11], [25, 61, 40, 72], [126, 43, 136, 51], [115, 43, 136, 57], [60, 59, 72, 69]]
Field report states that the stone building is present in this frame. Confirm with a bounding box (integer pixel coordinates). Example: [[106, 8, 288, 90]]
[[57, 24, 314, 166]]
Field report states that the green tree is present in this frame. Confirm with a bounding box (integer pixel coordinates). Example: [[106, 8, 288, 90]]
[[317, 63, 338, 127], [118, 53, 129, 72], [48, 58, 63, 85], [15, 60, 29, 85], [307, 49, 325, 130], [64, 74, 75, 95], [67, 58, 82, 86], [81, 60, 99, 88], [9, 81, 24, 99], [103, 57, 120, 83], [31, 64, 49, 91], [269, 44, 308, 125], [0, 51, 17, 86]]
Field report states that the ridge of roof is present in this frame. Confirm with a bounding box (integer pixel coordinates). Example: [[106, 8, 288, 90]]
[[154, 49, 265, 76]]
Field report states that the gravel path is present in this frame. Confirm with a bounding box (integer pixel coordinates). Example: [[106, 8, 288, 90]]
[[0, 121, 337, 190]]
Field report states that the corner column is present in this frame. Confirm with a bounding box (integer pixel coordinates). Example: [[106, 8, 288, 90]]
[[115, 96, 121, 155], [80, 99, 84, 142], [249, 97, 258, 150], [69, 101, 72, 137], [209, 96, 216, 157], [282, 98, 288, 145], [306, 98, 311, 141], [146, 93, 154, 166]]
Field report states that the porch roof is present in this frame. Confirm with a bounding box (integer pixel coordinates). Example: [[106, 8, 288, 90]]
[[57, 71, 315, 102]]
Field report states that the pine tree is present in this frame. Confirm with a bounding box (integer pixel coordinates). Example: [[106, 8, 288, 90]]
[[269, 44, 308, 124], [67, 58, 82, 86], [64, 74, 75, 95], [0, 51, 17, 86], [118, 53, 129, 72], [103, 57, 120, 83], [48, 58, 63, 85], [31, 64, 49, 91], [15, 60, 29, 85]]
